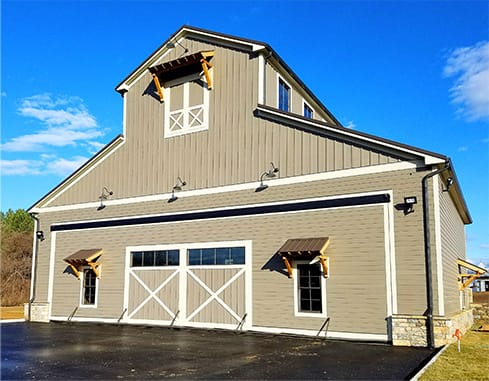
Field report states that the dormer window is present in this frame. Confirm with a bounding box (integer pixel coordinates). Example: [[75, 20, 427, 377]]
[[303, 101, 314, 119], [164, 74, 210, 137], [148, 51, 214, 138], [278, 77, 290, 112]]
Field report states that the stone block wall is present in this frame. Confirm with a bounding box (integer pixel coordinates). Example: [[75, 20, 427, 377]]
[[471, 303, 489, 324], [24, 302, 50, 322], [392, 309, 473, 347]]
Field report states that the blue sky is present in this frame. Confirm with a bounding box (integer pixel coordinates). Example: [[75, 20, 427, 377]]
[[1, 1, 488, 264]]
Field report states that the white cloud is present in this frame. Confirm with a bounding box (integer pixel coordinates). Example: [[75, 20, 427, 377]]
[[2, 94, 102, 152], [0, 159, 43, 175], [344, 120, 356, 129], [444, 41, 489, 122], [457, 146, 468, 152], [1, 155, 88, 177], [84, 141, 105, 155], [45, 156, 88, 176], [480, 243, 489, 250]]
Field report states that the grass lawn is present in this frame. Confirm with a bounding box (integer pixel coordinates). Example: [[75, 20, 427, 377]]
[[419, 330, 489, 381], [0, 305, 24, 320]]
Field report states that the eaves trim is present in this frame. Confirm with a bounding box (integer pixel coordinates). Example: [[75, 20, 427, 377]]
[[254, 104, 447, 165], [115, 25, 268, 93]]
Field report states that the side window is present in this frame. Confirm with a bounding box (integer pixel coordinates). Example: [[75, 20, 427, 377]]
[[303, 102, 313, 119], [164, 75, 209, 138], [278, 77, 290, 112], [188, 247, 245, 266], [130, 250, 180, 267], [294, 262, 326, 316], [80, 268, 98, 307]]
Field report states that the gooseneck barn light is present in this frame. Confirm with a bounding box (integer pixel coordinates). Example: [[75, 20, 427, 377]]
[[169, 177, 187, 203], [256, 162, 280, 192], [97, 186, 113, 211]]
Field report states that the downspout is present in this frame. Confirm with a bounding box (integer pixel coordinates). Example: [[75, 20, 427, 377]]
[[28, 213, 40, 322], [422, 161, 449, 349]]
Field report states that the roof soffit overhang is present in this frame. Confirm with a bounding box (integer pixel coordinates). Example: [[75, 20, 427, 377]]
[[439, 159, 472, 224], [254, 105, 472, 224], [115, 25, 267, 94], [255, 104, 446, 165]]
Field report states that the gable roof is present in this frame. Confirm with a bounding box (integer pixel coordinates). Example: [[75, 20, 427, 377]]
[[115, 25, 342, 126], [29, 26, 472, 224]]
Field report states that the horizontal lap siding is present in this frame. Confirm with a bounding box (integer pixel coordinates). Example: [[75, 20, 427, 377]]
[[49, 204, 386, 334], [39, 168, 430, 321], [439, 181, 466, 316]]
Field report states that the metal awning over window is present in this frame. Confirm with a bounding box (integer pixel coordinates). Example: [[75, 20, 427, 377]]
[[64, 249, 102, 279], [277, 237, 330, 279], [148, 51, 214, 101], [457, 258, 487, 290]]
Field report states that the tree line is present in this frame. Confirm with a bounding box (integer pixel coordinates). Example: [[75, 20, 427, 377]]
[[1, 209, 33, 306]]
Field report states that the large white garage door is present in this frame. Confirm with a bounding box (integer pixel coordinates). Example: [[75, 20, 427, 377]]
[[124, 242, 251, 330]]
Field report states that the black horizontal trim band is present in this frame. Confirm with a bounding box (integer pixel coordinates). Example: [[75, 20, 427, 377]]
[[51, 193, 390, 232]]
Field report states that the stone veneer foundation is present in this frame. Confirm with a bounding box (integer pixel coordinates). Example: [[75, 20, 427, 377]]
[[24, 302, 50, 322], [392, 309, 473, 347]]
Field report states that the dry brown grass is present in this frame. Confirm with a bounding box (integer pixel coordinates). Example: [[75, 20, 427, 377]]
[[0, 230, 32, 306], [0, 305, 24, 320]]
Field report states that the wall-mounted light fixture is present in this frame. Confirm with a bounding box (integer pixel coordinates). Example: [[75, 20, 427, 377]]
[[97, 186, 113, 210], [404, 196, 417, 214], [168, 177, 187, 203], [256, 162, 280, 192], [444, 177, 454, 192], [36, 231, 45, 241], [166, 40, 189, 56]]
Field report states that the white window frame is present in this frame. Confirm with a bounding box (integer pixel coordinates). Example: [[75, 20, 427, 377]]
[[164, 73, 210, 138], [277, 74, 291, 112], [302, 99, 314, 119], [79, 266, 100, 308], [293, 260, 327, 318]]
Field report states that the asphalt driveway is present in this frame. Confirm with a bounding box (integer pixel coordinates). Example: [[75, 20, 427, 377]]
[[1, 322, 437, 380]]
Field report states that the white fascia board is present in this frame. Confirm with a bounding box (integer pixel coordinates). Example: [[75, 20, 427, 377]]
[[33, 136, 126, 209], [116, 28, 266, 93], [181, 27, 266, 52], [256, 105, 446, 166], [31, 161, 415, 214]]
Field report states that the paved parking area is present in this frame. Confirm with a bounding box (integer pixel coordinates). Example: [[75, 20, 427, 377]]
[[1, 322, 437, 380]]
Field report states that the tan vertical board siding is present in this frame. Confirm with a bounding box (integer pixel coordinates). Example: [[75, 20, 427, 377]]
[[439, 182, 466, 316], [46, 48, 400, 208]]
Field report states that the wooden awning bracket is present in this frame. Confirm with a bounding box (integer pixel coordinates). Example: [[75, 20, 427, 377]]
[[282, 256, 293, 278], [457, 258, 487, 290], [201, 58, 213, 89], [87, 261, 102, 278], [318, 256, 330, 278], [152, 74, 164, 102], [68, 263, 81, 279], [281, 255, 329, 278]]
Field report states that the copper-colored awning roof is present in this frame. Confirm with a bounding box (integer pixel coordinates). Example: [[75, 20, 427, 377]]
[[64, 249, 103, 279], [148, 50, 214, 82], [278, 237, 330, 257]]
